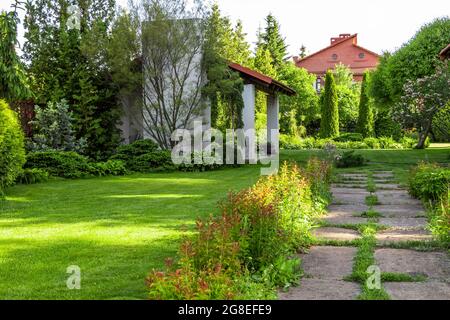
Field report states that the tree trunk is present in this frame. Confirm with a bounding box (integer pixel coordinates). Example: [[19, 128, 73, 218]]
[[416, 122, 432, 149]]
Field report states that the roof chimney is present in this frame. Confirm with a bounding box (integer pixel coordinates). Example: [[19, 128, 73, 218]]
[[330, 33, 352, 45]]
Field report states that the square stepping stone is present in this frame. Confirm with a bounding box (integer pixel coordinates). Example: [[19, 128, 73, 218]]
[[313, 227, 361, 241], [375, 183, 402, 190], [279, 279, 360, 300], [373, 205, 426, 218], [375, 249, 450, 280], [384, 281, 450, 300], [376, 191, 422, 205], [332, 192, 369, 205], [375, 229, 432, 244], [324, 216, 368, 226], [327, 204, 369, 214], [331, 187, 369, 194], [379, 217, 427, 229], [300, 246, 357, 279]]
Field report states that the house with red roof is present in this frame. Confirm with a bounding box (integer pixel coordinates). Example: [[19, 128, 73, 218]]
[[293, 34, 380, 91]]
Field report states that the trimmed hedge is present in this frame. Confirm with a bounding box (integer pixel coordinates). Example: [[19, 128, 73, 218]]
[[0, 99, 26, 194], [24, 151, 126, 179], [280, 134, 421, 150]]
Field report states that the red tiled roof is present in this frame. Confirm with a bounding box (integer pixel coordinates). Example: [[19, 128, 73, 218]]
[[228, 62, 296, 96]]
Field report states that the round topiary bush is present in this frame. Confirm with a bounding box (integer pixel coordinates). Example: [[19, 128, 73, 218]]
[[0, 99, 25, 194]]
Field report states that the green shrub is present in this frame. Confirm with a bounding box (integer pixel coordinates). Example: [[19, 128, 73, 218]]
[[25, 151, 127, 178], [16, 168, 49, 185], [0, 99, 26, 194], [88, 160, 127, 176], [146, 160, 332, 299], [409, 163, 450, 202], [319, 71, 340, 138], [110, 140, 175, 172], [25, 151, 92, 179], [335, 151, 367, 168], [400, 137, 416, 149], [334, 133, 363, 142], [363, 137, 381, 149]]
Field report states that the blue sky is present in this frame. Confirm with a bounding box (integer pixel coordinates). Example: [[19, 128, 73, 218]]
[[2, 0, 449, 57]]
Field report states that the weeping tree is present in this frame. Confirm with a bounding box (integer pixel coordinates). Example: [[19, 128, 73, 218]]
[[0, 2, 31, 102], [319, 71, 339, 138], [357, 72, 375, 138]]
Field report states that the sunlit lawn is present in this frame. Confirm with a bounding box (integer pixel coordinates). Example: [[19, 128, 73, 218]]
[[0, 147, 448, 299], [0, 167, 261, 299]]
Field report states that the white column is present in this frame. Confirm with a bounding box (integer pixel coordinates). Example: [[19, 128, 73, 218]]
[[242, 84, 256, 131], [267, 94, 279, 155]]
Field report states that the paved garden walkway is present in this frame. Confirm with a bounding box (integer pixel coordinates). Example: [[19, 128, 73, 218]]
[[279, 171, 450, 300]]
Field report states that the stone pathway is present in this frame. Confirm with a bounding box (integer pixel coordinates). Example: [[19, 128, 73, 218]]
[[279, 171, 450, 300]]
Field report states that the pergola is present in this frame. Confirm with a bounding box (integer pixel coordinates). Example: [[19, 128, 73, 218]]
[[228, 62, 296, 154]]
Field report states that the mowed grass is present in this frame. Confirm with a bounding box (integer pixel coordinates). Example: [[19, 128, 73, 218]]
[[281, 147, 449, 185], [0, 166, 261, 299], [0, 147, 448, 300]]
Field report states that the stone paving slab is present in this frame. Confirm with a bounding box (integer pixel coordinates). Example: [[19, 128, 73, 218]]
[[300, 246, 356, 279], [279, 279, 360, 300], [375, 229, 433, 244], [375, 249, 450, 280], [313, 227, 361, 241], [384, 281, 450, 300], [375, 184, 402, 190], [327, 204, 369, 214], [376, 191, 422, 205], [323, 215, 368, 225], [332, 193, 369, 204], [332, 184, 367, 189], [378, 217, 427, 229], [331, 187, 369, 194], [373, 205, 426, 218]]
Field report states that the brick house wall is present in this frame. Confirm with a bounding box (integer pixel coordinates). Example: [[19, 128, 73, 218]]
[[294, 34, 380, 90]]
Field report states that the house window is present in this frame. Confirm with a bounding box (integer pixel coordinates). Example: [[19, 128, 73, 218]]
[[359, 52, 365, 59], [332, 54, 338, 60], [315, 78, 322, 92]]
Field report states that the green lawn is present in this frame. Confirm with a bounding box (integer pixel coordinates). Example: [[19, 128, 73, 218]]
[[0, 148, 448, 299], [0, 166, 261, 299]]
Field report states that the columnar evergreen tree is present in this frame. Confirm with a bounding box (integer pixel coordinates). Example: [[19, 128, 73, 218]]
[[357, 72, 375, 137], [319, 71, 339, 138], [0, 5, 31, 102]]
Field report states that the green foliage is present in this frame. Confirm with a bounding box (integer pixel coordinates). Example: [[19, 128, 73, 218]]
[[319, 71, 339, 138], [0, 99, 25, 194], [409, 163, 449, 246], [146, 160, 332, 299], [334, 133, 363, 142], [333, 64, 360, 132], [409, 163, 450, 202], [335, 151, 367, 168], [110, 139, 174, 173], [432, 103, 450, 142], [23, 0, 121, 160], [0, 8, 31, 102], [357, 72, 375, 138], [29, 100, 85, 153], [260, 14, 288, 68], [365, 195, 380, 206], [203, 4, 245, 131], [25, 151, 92, 179], [279, 64, 320, 133], [16, 168, 49, 185], [394, 63, 450, 149], [375, 109, 402, 140], [25, 151, 127, 179]]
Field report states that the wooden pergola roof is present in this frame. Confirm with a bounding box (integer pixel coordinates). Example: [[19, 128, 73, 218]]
[[229, 62, 296, 96]]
